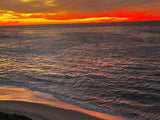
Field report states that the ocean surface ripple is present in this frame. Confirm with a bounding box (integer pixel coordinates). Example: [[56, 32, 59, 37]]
[[0, 22, 160, 120]]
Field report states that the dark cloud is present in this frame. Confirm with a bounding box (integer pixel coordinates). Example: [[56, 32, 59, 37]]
[[0, 0, 159, 15], [0, 0, 58, 13], [62, 0, 160, 14]]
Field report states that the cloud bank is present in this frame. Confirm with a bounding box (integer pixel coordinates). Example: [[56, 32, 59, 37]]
[[0, 0, 160, 25]]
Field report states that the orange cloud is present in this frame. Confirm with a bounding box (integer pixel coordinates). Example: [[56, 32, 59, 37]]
[[21, 0, 37, 2], [0, 10, 129, 26], [0, 0, 160, 26]]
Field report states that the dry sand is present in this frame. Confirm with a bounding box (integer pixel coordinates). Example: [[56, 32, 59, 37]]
[[0, 100, 127, 120]]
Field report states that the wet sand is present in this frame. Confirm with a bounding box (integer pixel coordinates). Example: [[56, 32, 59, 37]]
[[0, 100, 126, 120], [0, 86, 127, 120]]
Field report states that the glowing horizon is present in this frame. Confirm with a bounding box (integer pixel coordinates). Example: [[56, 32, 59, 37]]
[[0, 0, 160, 26]]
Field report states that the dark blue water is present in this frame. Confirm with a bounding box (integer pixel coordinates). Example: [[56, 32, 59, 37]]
[[0, 22, 160, 120]]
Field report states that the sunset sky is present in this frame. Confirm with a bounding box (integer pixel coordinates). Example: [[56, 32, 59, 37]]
[[0, 0, 160, 26]]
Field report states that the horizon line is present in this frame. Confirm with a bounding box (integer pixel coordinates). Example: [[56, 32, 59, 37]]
[[1, 20, 160, 27]]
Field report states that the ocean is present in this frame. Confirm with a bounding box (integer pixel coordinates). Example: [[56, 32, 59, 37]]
[[0, 21, 160, 120]]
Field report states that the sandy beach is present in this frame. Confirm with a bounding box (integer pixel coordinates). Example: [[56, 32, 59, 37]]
[[0, 100, 127, 120], [0, 100, 104, 120], [0, 86, 127, 120]]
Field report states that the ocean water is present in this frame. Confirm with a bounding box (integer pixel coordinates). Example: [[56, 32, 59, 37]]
[[0, 21, 160, 120]]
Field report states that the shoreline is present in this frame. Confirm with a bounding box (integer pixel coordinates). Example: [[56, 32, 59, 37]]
[[0, 100, 127, 120], [0, 86, 127, 120], [0, 100, 103, 120]]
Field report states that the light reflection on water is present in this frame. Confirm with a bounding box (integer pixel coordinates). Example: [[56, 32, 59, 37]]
[[0, 86, 126, 120], [0, 23, 160, 120]]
